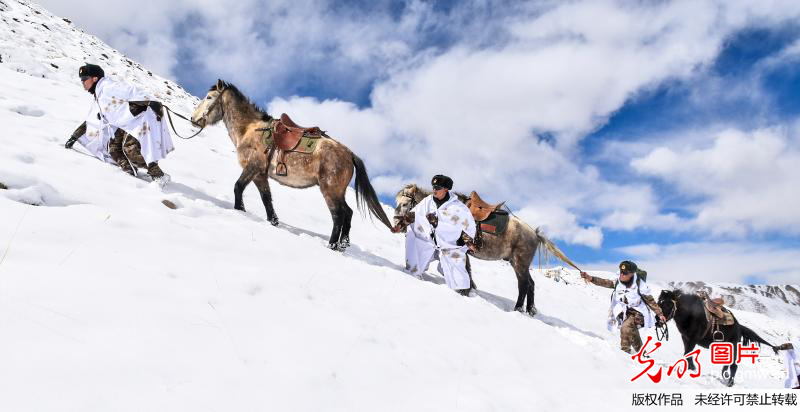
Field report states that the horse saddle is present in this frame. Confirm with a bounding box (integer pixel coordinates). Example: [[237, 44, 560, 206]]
[[273, 113, 323, 150], [699, 294, 735, 326], [467, 191, 506, 222], [259, 113, 324, 176]]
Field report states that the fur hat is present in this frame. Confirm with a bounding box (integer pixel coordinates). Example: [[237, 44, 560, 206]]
[[78, 63, 104, 79], [619, 260, 638, 274], [431, 174, 453, 190]]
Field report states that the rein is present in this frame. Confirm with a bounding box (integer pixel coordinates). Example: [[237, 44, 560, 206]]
[[171, 85, 226, 140], [656, 322, 669, 341], [656, 297, 678, 342], [164, 105, 205, 139]]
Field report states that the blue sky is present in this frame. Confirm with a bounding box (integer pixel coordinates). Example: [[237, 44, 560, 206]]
[[40, 0, 800, 283]]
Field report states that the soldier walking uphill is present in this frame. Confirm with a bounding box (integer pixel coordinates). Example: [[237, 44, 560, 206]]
[[581, 261, 666, 354], [65, 64, 173, 186], [393, 175, 478, 296]]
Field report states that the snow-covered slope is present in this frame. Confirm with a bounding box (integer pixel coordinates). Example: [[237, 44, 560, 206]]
[[0, 0, 195, 109], [1, 1, 798, 411]]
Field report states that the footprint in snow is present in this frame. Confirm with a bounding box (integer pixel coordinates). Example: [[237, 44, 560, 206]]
[[16, 153, 35, 163], [10, 105, 45, 117]]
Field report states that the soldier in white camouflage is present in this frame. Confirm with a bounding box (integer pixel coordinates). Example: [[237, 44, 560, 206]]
[[67, 123, 165, 178], [581, 261, 666, 354], [64, 63, 172, 186]]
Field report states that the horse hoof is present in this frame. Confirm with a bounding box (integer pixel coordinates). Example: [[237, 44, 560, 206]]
[[268, 216, 279, 226], [725, 378, 734, 387], [338, 237, 350, 249], [328, 243, 344, 252], [527, 306, 538, 316]]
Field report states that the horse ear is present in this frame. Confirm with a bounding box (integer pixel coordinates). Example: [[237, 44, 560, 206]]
[[216, 79, 224, 89]]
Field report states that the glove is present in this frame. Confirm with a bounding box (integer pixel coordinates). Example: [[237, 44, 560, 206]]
[[426, 212, 438, 228], [149, 101, 164, 121], [580, 272, 592, 282], [64, 135, 78, 149]]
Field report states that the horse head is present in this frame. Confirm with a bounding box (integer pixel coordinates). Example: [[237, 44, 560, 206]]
[[658, 289, 682, 321], [393, 184, 423, 231], [191, 79, 228, 128]]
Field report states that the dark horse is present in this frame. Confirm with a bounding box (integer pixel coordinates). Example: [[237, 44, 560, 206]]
[[658, 289, 777, 387], [394, 183, 565, 316], [192, 80, 392, 249]]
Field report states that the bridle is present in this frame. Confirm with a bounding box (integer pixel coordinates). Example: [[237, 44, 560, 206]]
[[656, 295, 678, 342], [394, 189, 419, 222], [662, 297, 678, 322], [198, 86, 226, 123]]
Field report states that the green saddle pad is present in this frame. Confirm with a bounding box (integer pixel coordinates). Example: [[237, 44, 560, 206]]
[[479, 210, 509, 236], [261, 130, 321, 154]]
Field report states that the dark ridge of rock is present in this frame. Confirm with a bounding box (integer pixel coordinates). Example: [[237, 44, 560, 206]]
[[785, 285, 800, 305]]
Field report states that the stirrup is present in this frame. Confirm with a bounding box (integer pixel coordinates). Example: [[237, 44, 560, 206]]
[[712, 330, 725, 342], [276, 162, 288, 176]]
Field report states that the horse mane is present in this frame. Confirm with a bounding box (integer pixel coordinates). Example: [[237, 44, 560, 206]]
[[215, 80, 272, 122]]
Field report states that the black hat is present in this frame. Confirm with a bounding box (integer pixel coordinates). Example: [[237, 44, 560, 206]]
[[78, 64, 104, 79], [619, 260, 637, 274], [431, 174, 453, 190]]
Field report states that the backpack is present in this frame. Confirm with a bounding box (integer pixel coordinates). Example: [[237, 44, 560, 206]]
[[636, 268, 648, 282]]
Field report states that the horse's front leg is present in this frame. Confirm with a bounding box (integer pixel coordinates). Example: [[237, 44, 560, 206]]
[[234, 163, 259, 211], [682, 334, 698, 371]]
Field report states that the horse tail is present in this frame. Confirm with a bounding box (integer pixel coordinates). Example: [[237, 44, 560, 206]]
[[351, 154, 393, 230], [739, 324, 777, 352], [533, 228, 581, 272]]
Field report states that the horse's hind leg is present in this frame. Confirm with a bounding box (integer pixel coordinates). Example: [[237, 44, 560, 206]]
[[326, 203, 344, 250], [234, 164, 259, 211], [510, 258, 535, 316], [725, 336, 739, 387], [320, 187, 345, 250], [253, 173, 279, 226], [338, 201, 353, 249], [510, 251, 536, 316]]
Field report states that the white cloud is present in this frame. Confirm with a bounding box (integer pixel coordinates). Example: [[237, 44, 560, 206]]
[[35, 0, 800, 248], [632, 127, 800, 236], [611, 241, 800, 284], [516, 205, 603, 248]]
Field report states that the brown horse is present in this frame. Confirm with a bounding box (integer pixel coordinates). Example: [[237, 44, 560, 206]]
[[191, 80, 392, 250], [395, 183, 560, 315]]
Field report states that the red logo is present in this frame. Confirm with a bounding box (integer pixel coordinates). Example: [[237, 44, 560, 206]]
[[632, 336, 701, 382], [710, 342, 733, 364]]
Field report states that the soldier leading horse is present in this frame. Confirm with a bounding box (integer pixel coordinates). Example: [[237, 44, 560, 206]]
[[394, 183, 562, 315]]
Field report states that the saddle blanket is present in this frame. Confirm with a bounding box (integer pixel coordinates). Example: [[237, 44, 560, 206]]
[[479, 210, 509, 236], [262, 134, 320, 154]]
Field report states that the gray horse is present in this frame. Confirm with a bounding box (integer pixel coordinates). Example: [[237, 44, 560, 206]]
[[394, 183, 564, 315], [191, 80, 392, 250]]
